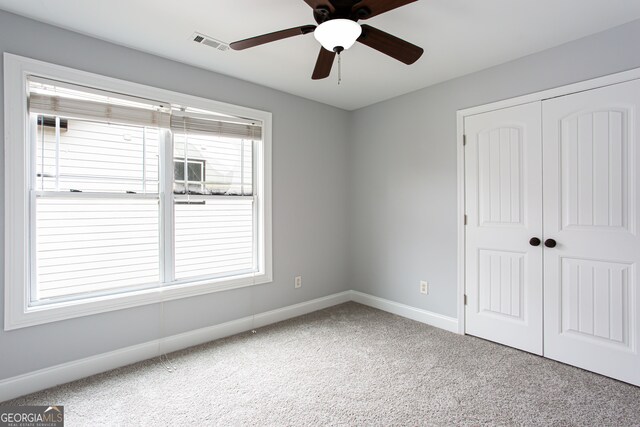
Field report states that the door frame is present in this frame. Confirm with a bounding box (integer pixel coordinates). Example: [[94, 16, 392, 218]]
[[456, 67, 640, 335]]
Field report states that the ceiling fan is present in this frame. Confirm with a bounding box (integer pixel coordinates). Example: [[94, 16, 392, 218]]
[[229, 0, 424, 80]]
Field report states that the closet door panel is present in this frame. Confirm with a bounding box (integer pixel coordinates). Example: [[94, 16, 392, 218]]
[[543, 79, 640, 386], [465, 102, 543, 355]]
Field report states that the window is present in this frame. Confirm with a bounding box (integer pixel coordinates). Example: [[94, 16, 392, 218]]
[[4, 54, 272, 329]]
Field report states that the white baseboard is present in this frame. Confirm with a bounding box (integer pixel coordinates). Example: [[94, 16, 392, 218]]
[[0, 291, 351, 403], [0, 290, 458, 402], [350, 291, 459, 333]]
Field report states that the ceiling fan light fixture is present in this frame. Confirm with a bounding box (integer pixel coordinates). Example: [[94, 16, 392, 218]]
[[314, 19, 362, 53]]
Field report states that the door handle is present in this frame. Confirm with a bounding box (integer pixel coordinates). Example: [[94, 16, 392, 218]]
[[529, 237, 541, 247], [544, 238, 557, 248]]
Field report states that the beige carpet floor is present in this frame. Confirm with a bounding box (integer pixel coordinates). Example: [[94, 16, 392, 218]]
[[3, 302, 640, 426]]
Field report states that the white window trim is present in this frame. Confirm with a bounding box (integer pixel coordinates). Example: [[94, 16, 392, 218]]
[[4, 53, 273, 330]]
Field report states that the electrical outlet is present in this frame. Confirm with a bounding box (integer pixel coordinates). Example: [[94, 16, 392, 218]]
[[420, 281, 429, 295], [294, 276, 302, 289]]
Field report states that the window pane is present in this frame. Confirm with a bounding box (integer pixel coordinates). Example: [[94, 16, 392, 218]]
[[174, 161, 185, 183], [35, 115, 160, 194], [188, 161, 203, 182], [175, 198, 254, 280], [173, 132, 253, 195], [35, 198, 160, 300]]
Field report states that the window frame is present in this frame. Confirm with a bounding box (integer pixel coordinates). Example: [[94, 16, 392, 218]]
[[4, 53, 272, 330]]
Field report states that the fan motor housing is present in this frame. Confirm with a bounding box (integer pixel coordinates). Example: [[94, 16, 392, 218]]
[[312, 1, 371, 24]]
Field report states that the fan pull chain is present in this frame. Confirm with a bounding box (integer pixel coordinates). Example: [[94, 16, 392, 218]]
[[338, 53, 342, 85]]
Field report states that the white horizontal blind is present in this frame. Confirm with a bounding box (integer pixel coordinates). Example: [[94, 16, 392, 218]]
[[170, 112, 261, 140], [35, 198, 160, 301], [174, 198, 254, 280], [28, 76, 170, 128]]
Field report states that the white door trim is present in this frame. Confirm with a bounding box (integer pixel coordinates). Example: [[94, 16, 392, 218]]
[[456, 66, 640, 335]]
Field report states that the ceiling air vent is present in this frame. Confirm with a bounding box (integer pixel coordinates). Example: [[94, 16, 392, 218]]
[[192, 32, 229, 52]]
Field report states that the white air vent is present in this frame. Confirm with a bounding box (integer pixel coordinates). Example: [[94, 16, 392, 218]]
[[192, 32, 229, 52]]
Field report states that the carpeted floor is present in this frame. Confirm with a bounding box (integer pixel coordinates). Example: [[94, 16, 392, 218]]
[[3, 302, 640, 426]]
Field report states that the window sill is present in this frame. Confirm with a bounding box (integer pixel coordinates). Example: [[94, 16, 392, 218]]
[[4, 272, 272, 331]]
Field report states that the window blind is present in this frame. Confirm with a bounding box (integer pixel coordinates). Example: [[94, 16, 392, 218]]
[[29, 93, 171, 128], [170, 111, 262, 140], [28, 76, 170, 128]]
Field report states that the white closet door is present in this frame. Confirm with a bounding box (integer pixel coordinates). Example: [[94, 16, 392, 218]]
[[465, 102, 543, 355], [543, 79, 640, 386]]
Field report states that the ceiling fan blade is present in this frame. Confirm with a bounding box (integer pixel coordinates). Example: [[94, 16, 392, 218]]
[[303, 0, 335, 13], [312, 47, 336, 80], [352, 0, 417, 19], [230, 25, 316, 51], [357, 24, 423, 64]]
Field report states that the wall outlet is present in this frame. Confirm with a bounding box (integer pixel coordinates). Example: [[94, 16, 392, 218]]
[[420, 281, 429, 295], [294, 276, 302, 289]]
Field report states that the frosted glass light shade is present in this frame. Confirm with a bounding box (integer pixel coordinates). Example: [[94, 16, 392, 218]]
[[314, 19, 362, 52]]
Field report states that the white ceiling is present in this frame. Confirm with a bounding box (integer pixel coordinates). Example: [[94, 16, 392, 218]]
[[2, 0, 640, 110]]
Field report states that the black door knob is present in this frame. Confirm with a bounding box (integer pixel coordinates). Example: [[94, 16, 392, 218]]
[[529, 237, 541, 246], [544, 239, 557, 248]]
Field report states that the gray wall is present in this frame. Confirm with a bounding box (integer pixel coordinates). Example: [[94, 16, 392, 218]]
[[348, 19, 640, 318], [0, 10, 350, 380]]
